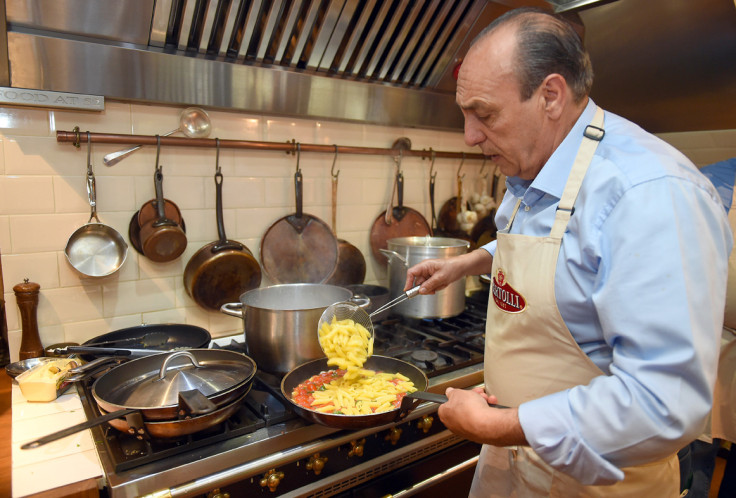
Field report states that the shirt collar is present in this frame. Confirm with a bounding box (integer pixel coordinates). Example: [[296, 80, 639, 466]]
[[507, 98, 598, 205]]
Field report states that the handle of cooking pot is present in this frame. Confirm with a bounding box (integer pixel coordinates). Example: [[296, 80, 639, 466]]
[[379, 248, 408, 266], [349, 293, 371, 309], [21, 408, 138, 450], [220, 302, 244, 318], [158, 351, 201, 380], [178, 389, 217, 416]]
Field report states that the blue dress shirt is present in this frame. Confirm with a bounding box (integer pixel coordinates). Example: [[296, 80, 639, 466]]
[[482, 100, 733, 484]]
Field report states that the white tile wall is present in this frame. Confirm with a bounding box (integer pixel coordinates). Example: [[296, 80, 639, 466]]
[[0, 101, 483, 360], [1, 101, 734, 362]]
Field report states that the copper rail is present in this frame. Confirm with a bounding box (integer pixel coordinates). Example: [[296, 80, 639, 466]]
[[56, 129, 485, 161]]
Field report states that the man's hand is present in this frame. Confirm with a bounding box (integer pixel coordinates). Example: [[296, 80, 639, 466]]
[[403, 249, 494, 294], [438, 387, 528, 447]]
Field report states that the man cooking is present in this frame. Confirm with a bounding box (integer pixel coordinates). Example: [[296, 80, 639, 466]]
[[404, 7, 732, 496]]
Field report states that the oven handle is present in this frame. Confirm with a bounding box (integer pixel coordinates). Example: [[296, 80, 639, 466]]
[[383, 454, 480, 498]]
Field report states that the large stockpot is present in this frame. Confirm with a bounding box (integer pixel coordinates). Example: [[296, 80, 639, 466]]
[[220, 284, 355, 375], [381, 236, 470, 319]]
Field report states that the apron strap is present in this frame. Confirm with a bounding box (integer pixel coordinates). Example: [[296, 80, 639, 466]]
[[550, 107, 605, 239]]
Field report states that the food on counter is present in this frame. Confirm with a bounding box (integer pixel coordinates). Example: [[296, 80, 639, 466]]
[[16, 358, 79, 402], [318, 317, 373, 379], [292, 368, 417, 415]]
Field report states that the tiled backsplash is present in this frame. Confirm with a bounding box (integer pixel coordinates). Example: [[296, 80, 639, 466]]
[[1, 101, 735, 362], [0, 101, 480, 359]]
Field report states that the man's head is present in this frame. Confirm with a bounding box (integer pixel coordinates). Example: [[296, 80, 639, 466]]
[[456, 8, 593, 180]]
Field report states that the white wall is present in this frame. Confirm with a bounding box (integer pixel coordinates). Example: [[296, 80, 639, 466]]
[[2, 101, 735, 363], [0, 101, 480, 360]]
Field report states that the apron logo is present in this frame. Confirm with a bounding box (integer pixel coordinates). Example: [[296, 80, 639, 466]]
[[492, 269, 527, 313]]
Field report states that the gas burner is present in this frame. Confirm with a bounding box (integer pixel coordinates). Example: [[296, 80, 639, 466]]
[[411, 350, 439, 362]]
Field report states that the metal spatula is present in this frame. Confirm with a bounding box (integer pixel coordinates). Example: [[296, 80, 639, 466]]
[[317, 285, 421, 352]]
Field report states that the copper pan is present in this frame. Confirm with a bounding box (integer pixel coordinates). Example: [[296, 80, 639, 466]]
[[369, 139, 431, 266], [260, 144, 338, 283]]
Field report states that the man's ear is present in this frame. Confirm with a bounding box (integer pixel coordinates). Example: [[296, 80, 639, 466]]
[[539, 73, 567, 119]]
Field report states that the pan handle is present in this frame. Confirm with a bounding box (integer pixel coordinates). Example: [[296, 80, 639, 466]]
[[21, 408, 138, 449], [405, 391, 510, 408], [220, 302, 244, 318]]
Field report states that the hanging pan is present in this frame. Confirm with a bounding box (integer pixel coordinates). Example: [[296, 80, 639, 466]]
[[436, 154, 474, 244], [64, 133, 128, 277], [138, 137, 187, 262], [184, 139, 262, 311], [260, 144, 338, 283], [324, 146, 366, 286], [369, 138, 432, 266]]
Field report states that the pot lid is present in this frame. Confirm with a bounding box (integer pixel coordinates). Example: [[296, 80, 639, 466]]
[[93, 349, 256, 409]]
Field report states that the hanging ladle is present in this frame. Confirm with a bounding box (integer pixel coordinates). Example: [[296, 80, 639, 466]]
[[103, 107, 212, 166]]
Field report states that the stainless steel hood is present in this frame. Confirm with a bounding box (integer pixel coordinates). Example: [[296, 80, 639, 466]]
[[3, 0, 735, 132]]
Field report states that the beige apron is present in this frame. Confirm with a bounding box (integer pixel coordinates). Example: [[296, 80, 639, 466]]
[[711, 177, 736, 442], [470, 107, 680, 497]]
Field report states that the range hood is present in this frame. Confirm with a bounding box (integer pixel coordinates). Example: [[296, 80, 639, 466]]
[[3, 0, 735, 132]]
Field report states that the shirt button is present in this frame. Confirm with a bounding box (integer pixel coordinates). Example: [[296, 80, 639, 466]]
[[524, 205, 530, 212]]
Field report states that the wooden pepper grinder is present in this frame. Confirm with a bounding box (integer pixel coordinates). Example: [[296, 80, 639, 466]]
[[14, 279, 44, 360]]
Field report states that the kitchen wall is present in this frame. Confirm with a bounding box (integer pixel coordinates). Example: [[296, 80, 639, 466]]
[[0, 101, 479, 361], [1, 101, 735, 363]]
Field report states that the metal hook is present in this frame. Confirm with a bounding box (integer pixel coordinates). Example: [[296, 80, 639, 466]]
[[295, 143, 301, 173], [457, 152, 466, 180], [429, 149, 437, 180], [215, 138, 221, 174], [155, 135, 162, 173], [86, 132, 92, 175], [331, 144, 339, 179]]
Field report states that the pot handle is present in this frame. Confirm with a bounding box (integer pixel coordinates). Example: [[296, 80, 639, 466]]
[[379, 249, 408, 267], [21, 408, 138, 449], [220, 302, 244, 318], [349, 293, 371, 309]]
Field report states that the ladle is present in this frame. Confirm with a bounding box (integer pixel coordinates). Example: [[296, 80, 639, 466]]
[[103, 107, 211, 166], [317, 285, 421, 353]]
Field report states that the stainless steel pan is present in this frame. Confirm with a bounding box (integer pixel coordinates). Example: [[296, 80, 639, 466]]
[[65, 133, 128, 277], [21, 349, 256, 448]]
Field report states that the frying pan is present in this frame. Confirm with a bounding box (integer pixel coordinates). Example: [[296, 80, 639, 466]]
[[436, 158, 475, 244], [21, 349, 256, 448], [139, 141, 187, 262], [325, 148, 366, 286], [184, 142, 262, 311], [369, 140, 432, 266], [128, 202, 186, 256], [281, 355, 441, 430], [260, 144, 338, 283], [65, 133, 128, 277]]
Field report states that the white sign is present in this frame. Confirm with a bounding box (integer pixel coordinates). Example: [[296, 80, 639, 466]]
[[0, 87, 104, 111]]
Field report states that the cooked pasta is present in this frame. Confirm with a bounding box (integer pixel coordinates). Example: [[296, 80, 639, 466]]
[[318, 317, 373, 380], [291, 368, 417, 415]]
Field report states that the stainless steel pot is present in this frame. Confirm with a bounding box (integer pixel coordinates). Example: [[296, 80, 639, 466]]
[[380, 236, 470, 319], [220, 283, 354, 375]]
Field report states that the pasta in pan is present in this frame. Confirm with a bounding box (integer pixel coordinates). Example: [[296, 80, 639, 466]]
[[292, 318, 417, 415]]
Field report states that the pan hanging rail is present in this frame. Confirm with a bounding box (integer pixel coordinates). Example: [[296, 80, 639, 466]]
[[56, 129, 487, 162]]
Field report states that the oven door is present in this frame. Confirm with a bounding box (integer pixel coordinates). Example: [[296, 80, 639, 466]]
[[336, 440, 481, 498]]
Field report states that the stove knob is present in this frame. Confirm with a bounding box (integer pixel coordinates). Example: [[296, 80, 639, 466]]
[[206, 489, 230, 498], [348, 438, 366, 457], [260, 469, 284, 492], [385, 427, 402, 445], [306, 453, 328, 475], [417, 415, 434, 433]]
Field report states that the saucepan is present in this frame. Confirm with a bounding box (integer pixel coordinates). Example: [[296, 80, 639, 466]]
[[22, 349, 256, 448], [65, 133, 128, 277]]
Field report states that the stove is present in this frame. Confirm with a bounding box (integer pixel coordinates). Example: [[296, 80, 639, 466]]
[[81, 290, 489, 497]]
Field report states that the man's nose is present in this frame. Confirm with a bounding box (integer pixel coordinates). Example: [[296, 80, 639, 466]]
[[464, 115, 484, 147]]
